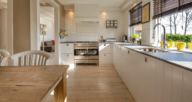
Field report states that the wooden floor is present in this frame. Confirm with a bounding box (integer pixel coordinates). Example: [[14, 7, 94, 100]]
[[45, 62, 135, 102], [66, 65, 135, 102]]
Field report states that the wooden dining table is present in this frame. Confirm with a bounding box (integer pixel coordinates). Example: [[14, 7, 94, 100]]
[[0, 65, 69, 102]]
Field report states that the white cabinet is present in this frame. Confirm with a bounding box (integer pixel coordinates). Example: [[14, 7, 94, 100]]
[[112, 43, 192, 102], [151, 59, 164, 102], [61, 54, 74, 65], [99, 54, 112, 65], [99, 43, 112, 54], [183, 70, 192, 102], [60, 43, 74, 65], [99, 43, 113, 66], [172, 65, 183, 102], [163, 63, 172, 102], [60, 43, 74, 53]]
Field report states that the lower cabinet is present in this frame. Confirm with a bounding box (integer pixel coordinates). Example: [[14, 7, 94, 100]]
[[61, 53, 74, 65], [113, 43, 192, 102], [183, 70, 192, 102], [99, 54, 112, 66]]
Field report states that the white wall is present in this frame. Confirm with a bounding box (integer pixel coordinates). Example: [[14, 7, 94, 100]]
[[40, 7, 55, 44], [0, 8, 7, 50], [123, 0, 153, 46], [40, 17, 55, 42], [61, 7, 125, 42]]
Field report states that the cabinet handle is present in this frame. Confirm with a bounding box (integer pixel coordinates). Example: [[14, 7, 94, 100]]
[[67, 44, 69, 46], [67, 54, 69, 57], [104, 54, 106, 56], [145, 57, 148, 63], [128, 50, 130, 54]]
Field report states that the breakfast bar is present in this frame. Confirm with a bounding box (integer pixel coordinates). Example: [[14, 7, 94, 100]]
[[0, 65, 69, 102]]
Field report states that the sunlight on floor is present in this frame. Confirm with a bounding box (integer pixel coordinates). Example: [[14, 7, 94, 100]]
[[50, 91, 54, 95]]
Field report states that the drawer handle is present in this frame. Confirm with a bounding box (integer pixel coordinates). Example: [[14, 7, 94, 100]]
[[104, 54, 106, 56], [67, 54, 69, 57], [128, 50, 130, 54], [67, 44, 69, 46], [145, 57, 148, 63]]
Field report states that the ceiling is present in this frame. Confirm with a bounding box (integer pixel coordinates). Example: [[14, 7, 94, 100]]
[[58, 0, 127, 7]]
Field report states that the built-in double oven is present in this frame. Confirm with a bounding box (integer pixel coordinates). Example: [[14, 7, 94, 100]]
[[74, 42, 99, 65]]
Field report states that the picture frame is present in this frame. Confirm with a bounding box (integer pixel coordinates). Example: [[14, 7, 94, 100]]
[[142, 2, 150, 24]]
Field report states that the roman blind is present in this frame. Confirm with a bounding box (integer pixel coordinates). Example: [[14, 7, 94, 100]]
[[153, 0, 192, 19], [130, 2, 142, 26]]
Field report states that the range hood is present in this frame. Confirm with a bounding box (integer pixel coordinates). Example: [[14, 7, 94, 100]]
[[74, 4, 100, 23]]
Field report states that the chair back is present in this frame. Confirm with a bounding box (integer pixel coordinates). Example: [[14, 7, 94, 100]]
[[0, 49, 10, 66], [11, 50, 52, 66]]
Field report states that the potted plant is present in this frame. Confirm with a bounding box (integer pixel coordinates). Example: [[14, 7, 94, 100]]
[[137, 35, 142, 45], [131, 34, 138, 44]]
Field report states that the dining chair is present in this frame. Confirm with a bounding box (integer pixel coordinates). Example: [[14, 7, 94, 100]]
[[10, 50, 52, 66], [0, 49, 10, 66]]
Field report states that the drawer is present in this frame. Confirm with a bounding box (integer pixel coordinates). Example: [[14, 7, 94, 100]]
[[74, 56, 99, 60], [75, 60, 99, 63], [60, 43, 74, 53], [61, 54, 74, 64]]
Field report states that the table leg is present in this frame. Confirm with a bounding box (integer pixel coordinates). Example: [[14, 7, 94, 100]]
[[54, 72, 67, 102]]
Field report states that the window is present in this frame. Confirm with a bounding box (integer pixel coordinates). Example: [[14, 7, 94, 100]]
[[130, 2, 142, 26], [153, 0, 192, 19]]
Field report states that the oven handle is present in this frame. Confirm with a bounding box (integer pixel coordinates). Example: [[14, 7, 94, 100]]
[[74, 47, 98, 49]]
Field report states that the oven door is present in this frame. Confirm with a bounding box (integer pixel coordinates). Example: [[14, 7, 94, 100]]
[[74, 49, 99, 56]]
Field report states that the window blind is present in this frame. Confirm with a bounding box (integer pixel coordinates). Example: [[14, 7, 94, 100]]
[[153, 0, 192, 19], [130, 2, 142, 26]]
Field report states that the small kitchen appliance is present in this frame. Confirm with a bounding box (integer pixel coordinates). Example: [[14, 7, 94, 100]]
[[122, 35, 128, 43]]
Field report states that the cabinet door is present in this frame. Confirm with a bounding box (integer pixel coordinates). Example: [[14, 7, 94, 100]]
[[183, 70, 192, 102], [60, 43, 74, 53], [163, 63, 172, 102], [99, 54, 112, 65], [172, 65, 183, 102], [61, 54, 74, 65], [151, 59, 164, 102], [99, 43, 112, 54]]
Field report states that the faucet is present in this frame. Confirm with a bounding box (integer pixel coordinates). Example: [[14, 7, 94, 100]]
[[153, 23, 168, 50]]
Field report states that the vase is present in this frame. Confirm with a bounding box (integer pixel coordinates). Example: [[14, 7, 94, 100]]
[[133, 39, 137, 44]]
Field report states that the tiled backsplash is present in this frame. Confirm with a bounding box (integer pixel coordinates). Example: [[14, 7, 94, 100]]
[[61, 10, 125, 42]]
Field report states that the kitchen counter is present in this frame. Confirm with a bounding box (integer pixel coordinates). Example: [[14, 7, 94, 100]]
[[60, 41, 76, 43], [114, 42, 192, 71]]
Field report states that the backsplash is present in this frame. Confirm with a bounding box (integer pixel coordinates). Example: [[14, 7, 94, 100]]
[[61, 9, 125, 42], [60, 33, 115, 42]]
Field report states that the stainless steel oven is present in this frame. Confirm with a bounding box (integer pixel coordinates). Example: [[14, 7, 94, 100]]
[[74, 41, 99, 65]]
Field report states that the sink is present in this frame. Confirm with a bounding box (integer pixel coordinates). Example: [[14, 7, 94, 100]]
[[136, 48, 167, 53]]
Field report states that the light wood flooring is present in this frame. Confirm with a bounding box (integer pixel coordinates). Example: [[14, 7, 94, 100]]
[[48, 54, 135, 101], [66, 66, 135, 102]]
